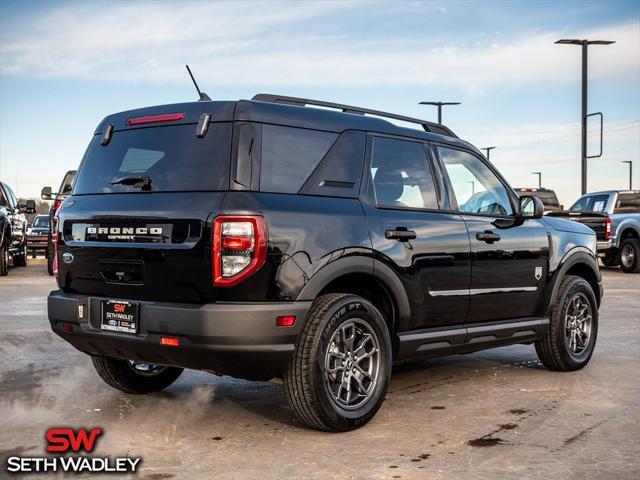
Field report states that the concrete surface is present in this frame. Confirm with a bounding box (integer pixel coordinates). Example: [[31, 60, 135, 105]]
[[1, 258, 638, 479]]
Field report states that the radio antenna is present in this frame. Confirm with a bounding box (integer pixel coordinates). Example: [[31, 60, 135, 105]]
[[185, 65, 211, 101]]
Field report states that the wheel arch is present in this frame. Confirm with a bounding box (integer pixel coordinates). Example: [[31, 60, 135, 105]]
[[296, 256, 411, 336], [545, 249, 602, 315]]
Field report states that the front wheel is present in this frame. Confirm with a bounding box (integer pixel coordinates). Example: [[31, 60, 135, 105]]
[[283, 294, 392, 432], [619, 238, 640, 273], [0, 241, 8, 276], [535, 275, 598, 371], [13, 241, 27, 267], [91, 356, 183, 394]]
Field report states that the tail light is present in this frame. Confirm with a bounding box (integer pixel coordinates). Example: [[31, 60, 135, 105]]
[[52, 198, 63, 214], [212, 216, 266, 287], [605, 216, 611, 239]]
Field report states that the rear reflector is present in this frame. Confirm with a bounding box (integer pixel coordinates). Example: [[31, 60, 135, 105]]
[[161, 337, 180, 347], [62, 323, 74, 333], [127, 113, 185, 126], [276, 315, 296, 327]]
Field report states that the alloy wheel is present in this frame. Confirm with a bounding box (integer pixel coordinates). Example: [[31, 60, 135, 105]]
[[564, 292, 593, 356], [621, 244, 635, 269], [128, 361, 167, 376], [324, 319, 380, 410]]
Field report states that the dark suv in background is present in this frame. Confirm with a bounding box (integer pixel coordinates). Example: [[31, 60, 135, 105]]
[[48, 95, 602, 431], [0, 181, 34, 275]]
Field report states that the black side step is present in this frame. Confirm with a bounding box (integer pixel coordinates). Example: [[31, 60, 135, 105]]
[[396, 317, 549, 361]]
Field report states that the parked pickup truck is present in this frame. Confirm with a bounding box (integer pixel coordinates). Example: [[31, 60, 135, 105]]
[[548, 190, 640, 273]]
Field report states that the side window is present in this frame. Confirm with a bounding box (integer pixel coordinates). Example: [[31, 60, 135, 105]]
[[614, 194, 640, 213], [368, 137, 438, 209], [260, 125, 337, 194], [0, 185, 8, 207], [5, 185, 17, 208], [438, 147, 514, 216]]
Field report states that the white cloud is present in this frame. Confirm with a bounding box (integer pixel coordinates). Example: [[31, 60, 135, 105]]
[[1, 2, 638, 90]]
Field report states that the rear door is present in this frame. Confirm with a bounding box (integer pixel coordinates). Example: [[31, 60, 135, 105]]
[[435, 145, 550, 323], [361, 135, 471, 331], [57, 111, 233, 303]]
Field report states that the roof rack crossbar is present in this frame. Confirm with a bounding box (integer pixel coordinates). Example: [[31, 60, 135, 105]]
[[251, 93, 457, 138]]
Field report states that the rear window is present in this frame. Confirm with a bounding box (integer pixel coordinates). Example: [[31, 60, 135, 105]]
[[517, 190, 559, 208], [73, 124, 231, 194], [614, 193, 640, 213], [32, 216, 49, 228], [260, 125, 337, 194], [571, 194, 610, 212]]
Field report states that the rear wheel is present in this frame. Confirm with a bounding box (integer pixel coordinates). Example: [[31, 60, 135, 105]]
[[91, 356, 183, 394], [283, 293, 392, 431], [0, 241, 8, 276], [535, 275, 598, 371], [619, 238, 640, 273]]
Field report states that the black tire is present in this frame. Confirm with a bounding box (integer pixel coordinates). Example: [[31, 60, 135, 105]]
[[535, 275, 598, 371], [0, 241, 8, 276], [91, 356, 183, 394], [283, 294, 392, 432], [47, 240, 55, 275], [13, 241, 27, 267], [619, 238, 640, 273], [601, 251, 619, 267]]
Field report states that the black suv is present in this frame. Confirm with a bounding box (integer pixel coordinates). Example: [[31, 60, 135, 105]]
[[48, 95, 602, 431], [1, 181, 34, 275]]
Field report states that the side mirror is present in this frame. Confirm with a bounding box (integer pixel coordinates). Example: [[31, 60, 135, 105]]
[[41, 186, 53, 200], [519, 195, 544, 219], [18, 199, 36, 214]]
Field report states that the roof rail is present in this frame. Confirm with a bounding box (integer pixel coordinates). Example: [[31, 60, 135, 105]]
[[251, 93, 458, 138]]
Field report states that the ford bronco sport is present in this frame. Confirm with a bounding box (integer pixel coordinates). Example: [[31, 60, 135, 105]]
[[48, 95, 602, 431]]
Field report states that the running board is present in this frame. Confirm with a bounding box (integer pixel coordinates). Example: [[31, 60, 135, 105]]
[[396, 317, 549, 361]]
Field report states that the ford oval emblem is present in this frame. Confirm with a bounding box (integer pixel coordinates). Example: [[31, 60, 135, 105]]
[[62, 252, 74, 264]]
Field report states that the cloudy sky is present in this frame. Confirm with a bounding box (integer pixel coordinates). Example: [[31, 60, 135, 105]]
[[1, 0, 638, 206]]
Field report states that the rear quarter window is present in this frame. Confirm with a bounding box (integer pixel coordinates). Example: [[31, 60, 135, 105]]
[[259, 125, 337, 194]]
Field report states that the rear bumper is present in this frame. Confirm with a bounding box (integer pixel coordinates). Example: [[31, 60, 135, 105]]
[[48, 290, 311, 380], [596, 239, 614, 252]]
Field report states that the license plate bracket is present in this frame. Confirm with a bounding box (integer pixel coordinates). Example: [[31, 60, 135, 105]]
[[101, 300, 139, 334]]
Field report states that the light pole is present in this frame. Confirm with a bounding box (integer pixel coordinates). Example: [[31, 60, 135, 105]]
[[555, 38, 615, 194], [532, 171, 542, 188], [482, 147, 496, 161], [419, 101, 461, 124], [468, 181, 475, 196], [621, 161, 633, 189]]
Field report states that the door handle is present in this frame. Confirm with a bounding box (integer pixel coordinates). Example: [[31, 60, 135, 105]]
[[385, 229, 417, 241], [476, 231, 501, 243]]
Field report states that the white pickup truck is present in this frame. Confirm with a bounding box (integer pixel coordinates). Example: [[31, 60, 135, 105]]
[[548, 190, 640, 273]]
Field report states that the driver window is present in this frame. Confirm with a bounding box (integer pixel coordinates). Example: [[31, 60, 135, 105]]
[[438, 147, 513, 216]]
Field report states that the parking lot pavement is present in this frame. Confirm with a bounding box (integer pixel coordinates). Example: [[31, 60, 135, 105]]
[[1, 259, 638, 480]]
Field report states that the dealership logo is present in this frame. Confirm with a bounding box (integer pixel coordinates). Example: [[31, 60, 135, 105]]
[[5, 427, 141, 474]]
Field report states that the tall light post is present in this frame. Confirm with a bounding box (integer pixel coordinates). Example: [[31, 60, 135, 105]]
[[419, 101, 461, 124], [555, 38, 615, 194], [532, 171, 542, 188], [482, 147, 496, 161], [468, 181, 475, 196], [621, 161, 633, 189]]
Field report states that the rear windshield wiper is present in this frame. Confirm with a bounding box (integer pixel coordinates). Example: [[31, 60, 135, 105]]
[[111, 175, 152, 191]]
